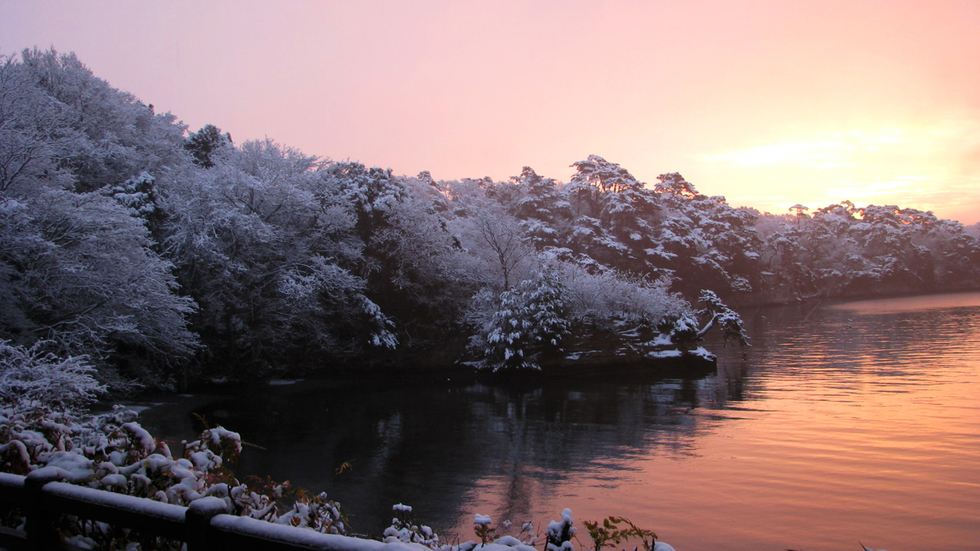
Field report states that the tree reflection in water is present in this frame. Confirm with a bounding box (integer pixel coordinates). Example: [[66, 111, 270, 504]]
[[137, 292, 980, 550]]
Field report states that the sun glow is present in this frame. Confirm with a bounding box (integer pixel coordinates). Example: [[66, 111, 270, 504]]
[[696, 119, 980, 221], [704, 128, 922, 169]]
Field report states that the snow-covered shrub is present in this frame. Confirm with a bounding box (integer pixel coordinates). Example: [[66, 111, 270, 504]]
[[457, 514, 538, 551], [473, 513, 497, 544], [269, 488, 347, 534], [545, 508, 576, 551], [0, 340, 105, 414], [656, 312, 702, 350], [383, 503, 440, 547], [0, 403, 348, 548], [464, 262, 728, 367], [554, 263, 688, 329]]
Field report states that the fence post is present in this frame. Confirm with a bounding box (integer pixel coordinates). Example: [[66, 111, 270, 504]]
[[24, 467, 65, 551], [185, 496, 228, 551]]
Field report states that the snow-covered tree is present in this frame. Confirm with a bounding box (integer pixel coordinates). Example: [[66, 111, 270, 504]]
[[18, 48, 186, 192], [654, 172, 699, 199], [511, 166, 570, 252], [367, 175, 473, 347], [469, 270, 570, 371], [755, 201, 980, 301], [0, 54, 84, 194], [0, 190, 197, 386], [695, 290, 749, 347], [158, 143, 403, 375], [6, 45, 979, 382], [184, 124, 232, 168], [0, 340, 105, 414]]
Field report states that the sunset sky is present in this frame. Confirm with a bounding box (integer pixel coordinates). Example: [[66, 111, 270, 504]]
[[3, 0, 979, 224]]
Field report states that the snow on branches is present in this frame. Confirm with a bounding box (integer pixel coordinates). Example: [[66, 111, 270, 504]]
[[0, 340, 105, 414], [470, 271, 570, 371]]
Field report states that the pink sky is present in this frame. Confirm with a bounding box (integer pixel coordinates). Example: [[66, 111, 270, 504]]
[[3, 0, 979, 224]]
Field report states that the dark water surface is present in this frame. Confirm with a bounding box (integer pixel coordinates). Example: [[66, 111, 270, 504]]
[[138, 292, 980, 550]]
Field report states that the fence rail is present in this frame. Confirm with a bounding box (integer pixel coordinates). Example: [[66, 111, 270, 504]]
[[0, 468, 389, 551]]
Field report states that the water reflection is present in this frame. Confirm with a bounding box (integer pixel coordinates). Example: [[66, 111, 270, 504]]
[[198, 377, 718, 536], [139, 292, 980, 551], [140, 374, 726, 537], [828, 291, 980, 314]]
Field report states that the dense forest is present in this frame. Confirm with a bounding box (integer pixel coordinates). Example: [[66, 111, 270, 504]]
[[2, 49, 979, 391]]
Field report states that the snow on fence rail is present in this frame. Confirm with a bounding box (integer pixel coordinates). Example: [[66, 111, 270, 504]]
[[0, 469, 422, 551]]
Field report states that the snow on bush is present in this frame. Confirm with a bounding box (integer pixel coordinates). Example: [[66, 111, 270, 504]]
[[465, 260, 725, 371], [0, 402, 347, 548], [384, 503, 440, 547], [553, 263, 688, 328], [475, 514, 493, 526], [0, 340, 105, 414], [545, 508, 576, 551]]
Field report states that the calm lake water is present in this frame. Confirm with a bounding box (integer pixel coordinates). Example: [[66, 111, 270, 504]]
[[138, 292, 980, 551]]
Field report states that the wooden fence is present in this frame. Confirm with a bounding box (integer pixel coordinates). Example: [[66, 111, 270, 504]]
[[0, 468, 399, 551]]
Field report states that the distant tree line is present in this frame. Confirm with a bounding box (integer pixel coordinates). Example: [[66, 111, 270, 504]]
[[2, 49, 978, 389]]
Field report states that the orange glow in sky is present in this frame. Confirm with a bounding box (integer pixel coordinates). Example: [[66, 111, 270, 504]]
[[3, 0, 978, 224]]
